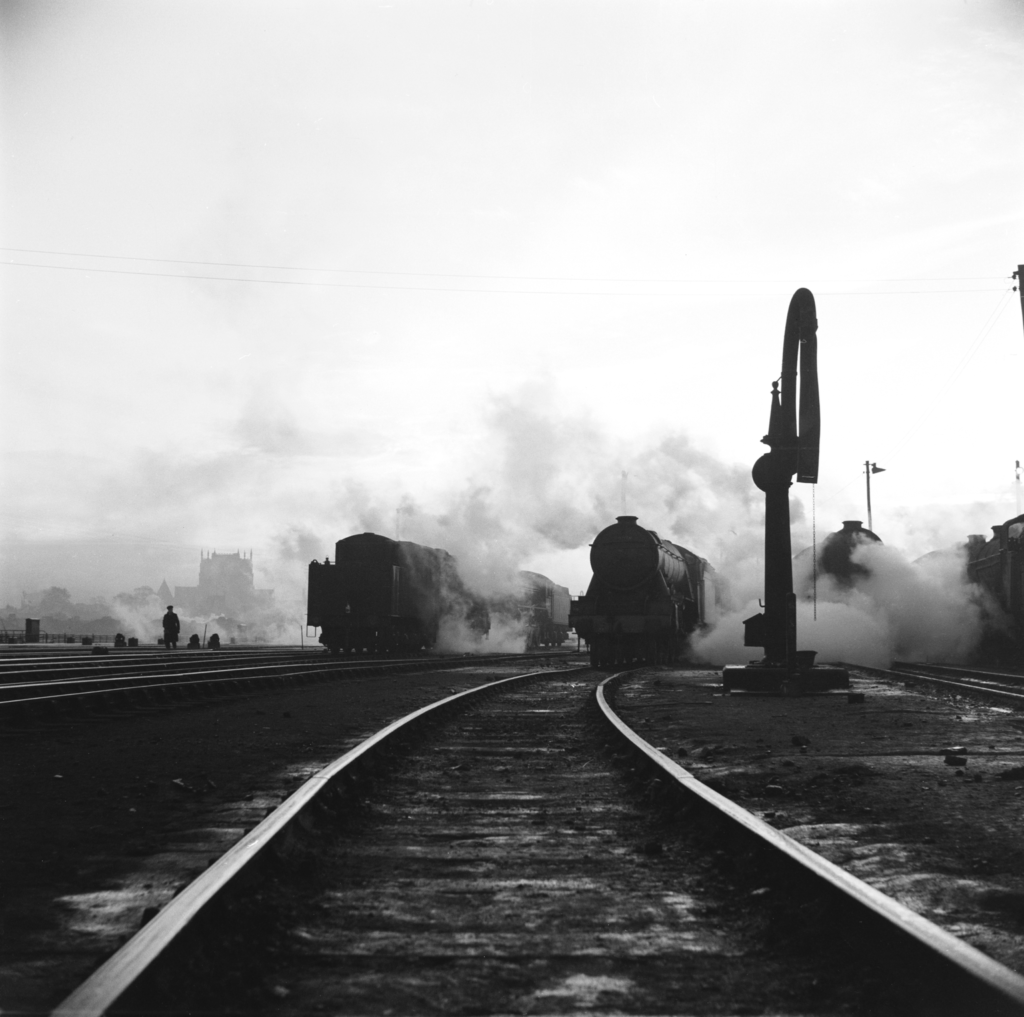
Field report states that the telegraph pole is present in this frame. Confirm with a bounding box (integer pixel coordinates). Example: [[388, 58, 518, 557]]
[[1015, 266, 1024, 336], [865, 461, 885, 532]]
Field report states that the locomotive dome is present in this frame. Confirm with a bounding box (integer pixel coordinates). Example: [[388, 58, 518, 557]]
[[818, 520, 882, 584]]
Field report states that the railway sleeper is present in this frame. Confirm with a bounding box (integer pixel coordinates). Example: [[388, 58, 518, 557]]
[[58, 665, 1024, 1016], [595, 669, 1024, 1017]]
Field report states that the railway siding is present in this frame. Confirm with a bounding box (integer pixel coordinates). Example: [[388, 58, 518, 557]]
[[0, 664, 533, 1014], [54, 666, 1024, 1015], [613, 666, 1024, 981]]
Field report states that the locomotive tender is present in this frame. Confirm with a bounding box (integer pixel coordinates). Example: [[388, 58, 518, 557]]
[[307, 533, 489, 655], [570, 515, 713, 667]]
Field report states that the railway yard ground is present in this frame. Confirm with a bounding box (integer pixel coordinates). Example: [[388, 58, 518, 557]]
[[0, 653, 509, 1013], [4, 649, 1024, 1013], [614, 667, 1024, 975]]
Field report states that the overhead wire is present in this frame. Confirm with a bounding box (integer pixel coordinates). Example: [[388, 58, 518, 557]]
[[0, 257, 1009, 297], [825, 285, 1016, 502], [0, 245, 1008, 284], [881, 286, 1015, 460]]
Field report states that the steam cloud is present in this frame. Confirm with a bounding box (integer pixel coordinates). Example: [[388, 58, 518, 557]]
[[694, 532, 998, 668], [4, 386, 1006, 659]]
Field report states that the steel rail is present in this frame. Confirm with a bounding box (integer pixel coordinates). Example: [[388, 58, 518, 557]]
[[595, 670, 1024, 1015], [1, 653, 460, 694], [894, 661, 1024, 684], [0, 648, 322, 669], [0, 649, 423, 683], [1, 651, 574, 710], [52, 664, 584, 1017], [844, 662, 1024, 705], [2, 661, 367, 696]]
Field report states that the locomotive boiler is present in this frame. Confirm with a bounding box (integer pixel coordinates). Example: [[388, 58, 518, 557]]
[[307, 533, 489, 655], [569, 515, 713, 667]]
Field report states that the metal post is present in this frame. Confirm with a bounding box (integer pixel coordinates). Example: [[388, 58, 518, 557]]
[[865, 460, 873, 533], [1016, 266, 1024, 336]]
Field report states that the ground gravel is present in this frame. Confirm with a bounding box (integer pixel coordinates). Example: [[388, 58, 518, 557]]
[[614, 666, 1024, 977], [0, 660, 533, 1013]]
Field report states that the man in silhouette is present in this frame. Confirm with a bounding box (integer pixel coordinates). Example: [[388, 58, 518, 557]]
[[162, 605, 180, 650]]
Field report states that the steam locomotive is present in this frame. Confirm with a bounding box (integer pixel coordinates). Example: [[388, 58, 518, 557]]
[[569, 515, 714, 667], [793, 519, 881, 590], [307, 533, 572, 655], [488, 571, 572, 649], [967, 512, 1024, 657], [308, 533, 490, 655]]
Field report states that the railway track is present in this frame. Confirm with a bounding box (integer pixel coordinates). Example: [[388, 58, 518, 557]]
[[0, 650, 573, 723], [55, 667, 1024, 1016], [848, 661, 1024, 705], [0, 646, 324, 683]]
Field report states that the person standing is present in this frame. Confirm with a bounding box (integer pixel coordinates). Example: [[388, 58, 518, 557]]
[[162, 605, 180, 649]]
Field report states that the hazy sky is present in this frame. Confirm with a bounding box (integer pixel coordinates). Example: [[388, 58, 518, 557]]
[[2, 0, 1022, 605]]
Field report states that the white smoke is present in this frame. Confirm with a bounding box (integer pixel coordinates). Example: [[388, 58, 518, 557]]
[[435, 614, 529, 655], [694, 537, 998, 668], [14, 385, 1012, 659]]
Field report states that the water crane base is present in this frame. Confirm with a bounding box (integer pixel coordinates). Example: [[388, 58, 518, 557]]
[[722, 664, 850, 694]]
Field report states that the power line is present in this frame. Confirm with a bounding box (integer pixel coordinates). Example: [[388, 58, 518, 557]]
[[1, 259, 1009, 297], [881, 287, 1015, 461], [0, 245, 1008, 285], [827, 286, 1016, 501]]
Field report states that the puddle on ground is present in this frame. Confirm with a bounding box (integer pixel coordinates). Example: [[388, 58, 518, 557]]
[[57, 883, 172, 938], [844, 842, 916, 877], [529, 973, 634, 1009], [781, 822, 871, 849], [868, 871, 991, 914], [661, 891, 699, 917]]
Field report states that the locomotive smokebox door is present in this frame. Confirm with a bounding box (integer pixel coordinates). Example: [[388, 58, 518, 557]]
[[743, 612, 766, 648]]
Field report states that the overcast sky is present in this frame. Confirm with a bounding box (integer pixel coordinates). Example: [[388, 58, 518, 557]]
[[1, 0, 1022, 606]]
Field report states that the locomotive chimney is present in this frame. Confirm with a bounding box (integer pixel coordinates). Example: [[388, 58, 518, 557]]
[[616, 516, 638, 525]]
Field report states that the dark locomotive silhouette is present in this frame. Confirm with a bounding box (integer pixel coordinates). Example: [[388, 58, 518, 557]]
[[307, 533, 571, 655], [308, 533, 489, 654], [967, 513, 1024, 659], [818, 519, 882, 584], [794, 519, 882, 591], [797, 513, 1024, 663], [489, 571, 571, 649], [569, 515, 713, 667]]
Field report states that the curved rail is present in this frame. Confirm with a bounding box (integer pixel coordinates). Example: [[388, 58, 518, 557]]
[[845, 661, 1024, 705], [52, 664, 579, 1017], [595, 670, 1024, 1015], [894, 661, 1024, 682]]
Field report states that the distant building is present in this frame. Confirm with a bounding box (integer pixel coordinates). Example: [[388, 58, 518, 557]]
[[174, 550, 273, 616], [157, 579, 174, 603]]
